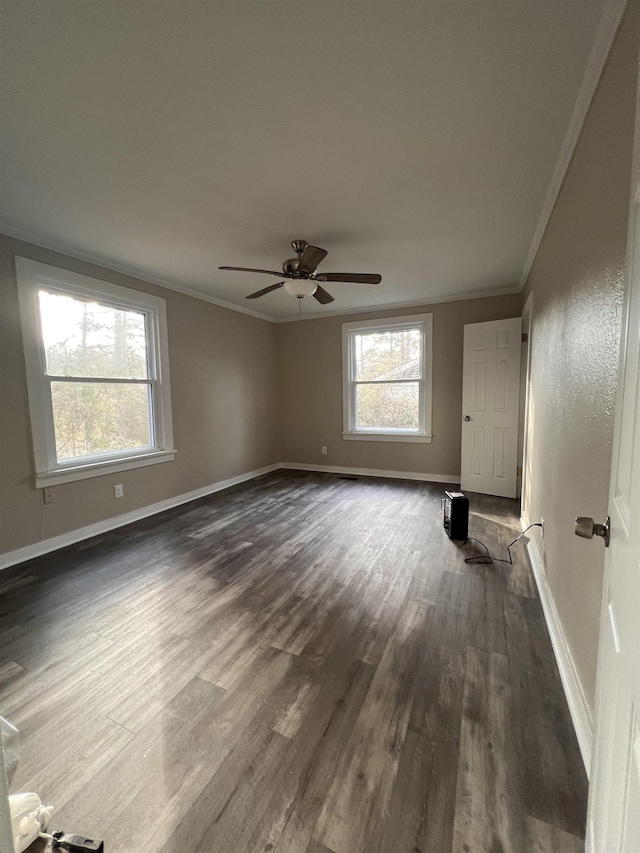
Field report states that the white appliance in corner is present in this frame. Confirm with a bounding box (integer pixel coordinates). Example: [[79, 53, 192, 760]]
[[460, 318, 522, 498]]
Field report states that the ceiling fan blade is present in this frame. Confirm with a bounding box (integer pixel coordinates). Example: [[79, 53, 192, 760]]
[[313, 284, 335, 304], [315, 272, 382, 284], [246, 282, 284, 299], [219, 266, 285, 277], [298, 245, 328, 275]]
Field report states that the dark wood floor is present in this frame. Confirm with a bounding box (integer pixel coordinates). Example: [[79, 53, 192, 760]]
[[0, 470, 587, 853]]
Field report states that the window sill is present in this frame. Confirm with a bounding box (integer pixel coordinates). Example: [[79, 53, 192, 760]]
[[35, 449, 177, 488], [342, 432, 432, 443]]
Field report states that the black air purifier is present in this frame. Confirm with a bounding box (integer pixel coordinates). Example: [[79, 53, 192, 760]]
[[443, 491, 469, 540]]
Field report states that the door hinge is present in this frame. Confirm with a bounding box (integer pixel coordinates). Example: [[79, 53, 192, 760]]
[[522, 333, 528, 343]]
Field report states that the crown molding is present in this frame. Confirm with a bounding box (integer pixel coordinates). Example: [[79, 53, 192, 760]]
[[519, 0, 628, 288], [273, 283, 522, 323], [0, 222, 275, 323], [0, 223, 522, 322]]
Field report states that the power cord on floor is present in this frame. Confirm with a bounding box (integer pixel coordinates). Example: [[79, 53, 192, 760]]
[[464, 522, 543, 566]]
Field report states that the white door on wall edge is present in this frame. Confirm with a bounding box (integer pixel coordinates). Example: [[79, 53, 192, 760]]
[[586, 82, 640, 853], [460, 317, 522, 499]]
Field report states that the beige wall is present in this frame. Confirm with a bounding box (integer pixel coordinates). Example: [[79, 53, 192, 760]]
[[275, 294, 522, 476], [522, 0, 639, 710], [0, 234, 279, 556]]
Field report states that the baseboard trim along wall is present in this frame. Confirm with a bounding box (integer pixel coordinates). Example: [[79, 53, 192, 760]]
[[281, 462, 460, 483], [0, 463, 281, 571], [0, 462, 459, 571], [521, 514, 594, 775]]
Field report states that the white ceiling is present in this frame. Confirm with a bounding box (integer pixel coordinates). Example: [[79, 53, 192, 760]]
[[1, 1, 610, 320]]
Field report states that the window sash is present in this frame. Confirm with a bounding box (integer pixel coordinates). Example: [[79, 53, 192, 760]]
[[46, 377, 157, 465], [348, 325, 425, 434], [351, 379, 424, 434], [342, 314, 433, 441], [17, 257, 175, 486], [352, 327, 423, 383], [352, 378, 422, 385], [36, 290, 163, 470]]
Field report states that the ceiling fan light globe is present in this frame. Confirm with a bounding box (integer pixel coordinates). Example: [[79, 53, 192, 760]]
[[283, 280, 318, 298]]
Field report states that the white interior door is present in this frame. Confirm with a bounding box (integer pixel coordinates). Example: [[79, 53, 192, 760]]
[[587, 84, 640, 853], [461, 318, 522, 498]]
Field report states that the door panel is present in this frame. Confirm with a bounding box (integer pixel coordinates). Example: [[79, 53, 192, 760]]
[[587, 98, 640, 849], [461, 318, 522, 498]]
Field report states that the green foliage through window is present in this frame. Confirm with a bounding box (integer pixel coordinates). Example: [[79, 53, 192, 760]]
[[352, 327, 422, 430], [38, 290, 153, 461]]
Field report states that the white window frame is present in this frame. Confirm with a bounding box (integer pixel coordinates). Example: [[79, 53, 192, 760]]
[[16, 257, 176, 487], [342, 313, 433, 443]]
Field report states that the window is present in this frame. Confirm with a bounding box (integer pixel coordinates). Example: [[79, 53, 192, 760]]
[[16, 257, 175, 487], [342, 313, 432, 442]]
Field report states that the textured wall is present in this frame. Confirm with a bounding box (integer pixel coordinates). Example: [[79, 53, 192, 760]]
[[276, 293, 523, 477], [0, 234, 279, 555], [522, 0, 638, 710]]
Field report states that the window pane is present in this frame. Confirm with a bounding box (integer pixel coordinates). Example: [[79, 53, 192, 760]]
[[354, 328, 421, 381], [51, 381, 152, 461], [356, 382, 419, 430], [39, 290, 148, 379]]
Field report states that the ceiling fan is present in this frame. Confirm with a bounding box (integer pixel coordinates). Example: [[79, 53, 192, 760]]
[[219, 239, 382, 304]]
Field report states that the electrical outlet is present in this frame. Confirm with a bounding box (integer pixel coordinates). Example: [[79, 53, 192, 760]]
[[321, 446, 327, 455], [114, 484, 124, 499], [540, 518, 545, 537], [42, 487, 55, 505]]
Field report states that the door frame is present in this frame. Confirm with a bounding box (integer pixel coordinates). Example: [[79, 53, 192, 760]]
[[520, 293, 534, 515]]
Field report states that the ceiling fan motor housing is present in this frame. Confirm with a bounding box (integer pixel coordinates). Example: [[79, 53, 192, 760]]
[[283, 257, 303, 277]]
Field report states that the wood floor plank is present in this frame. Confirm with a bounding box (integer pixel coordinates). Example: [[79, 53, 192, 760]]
[[18, 715, 133, 815], [504, 593, 589, 838], [352, 557, 415, 666], [362, 642, 466, 853], [0, 659, 24, 687], [106, 637, 221, 733], [51, 677, 225, 835], [160, 723, 290, 853], [452, 646, 526, 853], [102, 647, 294, 852], [314, 597, 430, 853], [305, 842, 336, 853], [247, 658, 374, 853], [525, 816, 584, 852]]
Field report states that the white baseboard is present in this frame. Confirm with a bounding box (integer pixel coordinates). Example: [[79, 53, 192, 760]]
[[0, 462, 457, 571], [0, 463, 280, 571], [521, 514, 594, 775], [281, 462, 460, 484]]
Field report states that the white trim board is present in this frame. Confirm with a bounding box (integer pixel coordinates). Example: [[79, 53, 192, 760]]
[[521, 514, 594, 775], [0, 463, 280, 571], [281, 463, 460, 483], [0, 223, 273, 322], [274, 284, 522, 323], [1, 223, 522, 323], [519, 0, 628, 287]]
